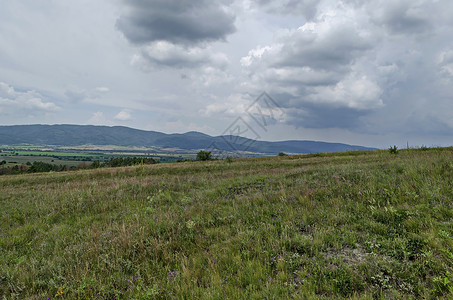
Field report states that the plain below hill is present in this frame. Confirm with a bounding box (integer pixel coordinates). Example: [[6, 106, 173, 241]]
[[0, 124, 376, 154]]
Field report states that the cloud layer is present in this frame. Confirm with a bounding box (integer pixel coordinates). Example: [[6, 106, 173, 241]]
[[0, 0, 452, 147], [238, 0, 453, 134]]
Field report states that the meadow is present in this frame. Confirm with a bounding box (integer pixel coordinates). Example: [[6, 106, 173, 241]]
[[0, 146, 194, 170], [0, 148, 452, 299]]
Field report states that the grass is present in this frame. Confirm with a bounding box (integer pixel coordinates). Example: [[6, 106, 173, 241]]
[[0, 148, 452, 299]]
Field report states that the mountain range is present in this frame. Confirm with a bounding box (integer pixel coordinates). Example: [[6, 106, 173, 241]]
[[0, 125, 376, 154]]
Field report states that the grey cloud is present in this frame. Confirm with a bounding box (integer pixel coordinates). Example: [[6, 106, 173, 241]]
[[117, 0, 234, 71], [240, 0, 453, 136], [64, 90, 86, 103], [404, 114, 453, 136], [241, 10, 381, 129], [284, 103, 369, 129], [241, 11, 373, 76], [368, 1, 432, 35], [117, 0, 236, 46], [252, 0, 318, 19], [274, 25, 371, 71]]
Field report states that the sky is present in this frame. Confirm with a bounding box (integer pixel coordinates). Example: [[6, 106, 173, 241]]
[[0, 0, 452, 149]]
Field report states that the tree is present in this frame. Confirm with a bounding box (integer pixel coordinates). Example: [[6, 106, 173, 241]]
[[91, 160, 101, 168], [196, 151, 212, 161]]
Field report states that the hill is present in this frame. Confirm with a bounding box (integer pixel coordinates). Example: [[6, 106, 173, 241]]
[[0, 124, 375, 154], [0, 148, 452, 298]]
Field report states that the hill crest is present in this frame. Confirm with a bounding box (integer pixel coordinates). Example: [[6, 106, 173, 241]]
[[0, 124, 376, 154]]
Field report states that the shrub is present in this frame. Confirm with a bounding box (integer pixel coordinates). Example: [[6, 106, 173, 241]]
[[102, 157, 157, 167], [91, 160, 101, 168], [388, 145, 398, 154], [196, 151, 212, 161]]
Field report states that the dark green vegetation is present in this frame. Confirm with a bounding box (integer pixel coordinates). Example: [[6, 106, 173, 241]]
[[0, 148, 98, 168], [0, 146, 189, 174], [389, 146, 399, 155], [0, 124, 376, 154], [0, 148, 452, 299], [100, 157, 157, 168], [0, 157, 158, 176], [196, 151, 212, 161]]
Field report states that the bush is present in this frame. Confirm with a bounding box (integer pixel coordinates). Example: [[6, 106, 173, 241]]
[[102, 157, 157, 167], [278, 152, 288, 156], [27, 161, 60, 173], [91, 160, 101, 168], [196, 151, 212, 161], [388, 145, 398, 154]]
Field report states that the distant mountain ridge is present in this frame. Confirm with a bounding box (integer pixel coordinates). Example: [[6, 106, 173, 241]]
[[0, 124, 376, 154]]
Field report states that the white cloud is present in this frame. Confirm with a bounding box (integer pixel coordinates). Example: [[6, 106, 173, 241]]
[[65, 87, 113, 104], [203, 94, 252, 117], [0, 82, 60, 114], [308, 74, 383, 110], [87, 111, 109, 125], [96, 87, 110, 93], [114, 109, 133, 121], [132, 41, 229, 70]]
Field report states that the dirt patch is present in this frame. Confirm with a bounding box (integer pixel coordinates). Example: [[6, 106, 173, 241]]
[[325, 245, 369, 265]]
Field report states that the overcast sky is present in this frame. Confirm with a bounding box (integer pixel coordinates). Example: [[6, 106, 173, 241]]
[[1, 0, 452, 148]]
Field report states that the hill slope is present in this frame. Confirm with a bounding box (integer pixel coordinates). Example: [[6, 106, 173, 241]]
[[0, 148, 452, 298], [0, 124, 375, 154]]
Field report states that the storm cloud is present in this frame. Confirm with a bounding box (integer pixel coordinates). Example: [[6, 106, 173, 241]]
[[239, 0, 453, 134], [116, 0, 236, 69], [117, 0, 236, 46]]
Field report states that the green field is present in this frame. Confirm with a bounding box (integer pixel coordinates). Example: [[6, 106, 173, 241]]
[[0, 148, 452, 299], [0, 148, 102, 169], [0, 147, 195, 168], [2, 151, 100, 157]]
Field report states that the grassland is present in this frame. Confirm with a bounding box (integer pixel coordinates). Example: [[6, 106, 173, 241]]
[[0, 148, 452, 299]]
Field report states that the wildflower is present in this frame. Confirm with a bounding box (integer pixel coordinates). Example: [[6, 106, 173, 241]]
[[168, 270, 179, 280], [55, 286, 64, 297]]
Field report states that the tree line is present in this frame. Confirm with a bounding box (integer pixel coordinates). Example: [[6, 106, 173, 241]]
[[0, 157, 159, 176]]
